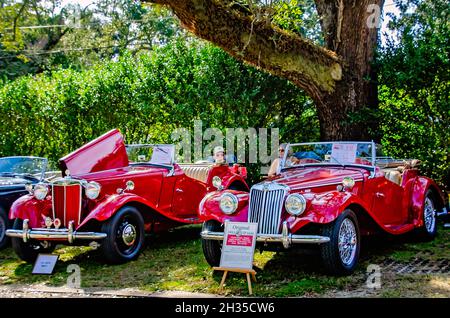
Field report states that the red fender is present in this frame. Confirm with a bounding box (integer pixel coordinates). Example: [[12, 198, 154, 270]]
[[289, 191, 374, 233], [410, 176, 446, 228], [9, 194, 52, 228], [199, 190, 249, 223], [204, 164, 249, 191], [221, 174, 249, 191]]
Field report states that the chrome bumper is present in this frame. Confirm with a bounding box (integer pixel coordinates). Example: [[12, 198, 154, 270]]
[[201, 222, 330, 249], [6, 219, 107, 243]]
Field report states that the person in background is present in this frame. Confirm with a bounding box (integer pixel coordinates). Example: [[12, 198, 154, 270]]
[[268, 143, 287, 177], [213, 146, 226, 164]]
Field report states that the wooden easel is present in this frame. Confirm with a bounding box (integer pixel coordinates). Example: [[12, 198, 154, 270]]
[[213, 267, 257, 295]]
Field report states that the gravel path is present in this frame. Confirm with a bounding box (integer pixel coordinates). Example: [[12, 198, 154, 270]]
[[0, 284, 220, 298]]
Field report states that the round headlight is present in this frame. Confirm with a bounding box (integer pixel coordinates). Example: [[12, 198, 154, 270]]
[[219, 193, 238, 215], [342, 177, 355, 189], [34, 183, 49, 200], [285, 193, 307, 216], [85, 181, 101, 200], [212, 176, 222, 189]]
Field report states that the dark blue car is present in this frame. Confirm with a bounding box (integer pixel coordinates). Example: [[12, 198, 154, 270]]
[[0, 157, 49, 249]]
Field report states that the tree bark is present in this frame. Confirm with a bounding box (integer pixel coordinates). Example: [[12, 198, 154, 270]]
[[144, 0, 383, 141], [315, 0, 382, 140]]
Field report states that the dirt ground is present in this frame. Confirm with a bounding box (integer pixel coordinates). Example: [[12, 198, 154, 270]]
[[0, 284, 220, 298]]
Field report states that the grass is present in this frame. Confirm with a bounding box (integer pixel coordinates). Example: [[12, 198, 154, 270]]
[[0, 223, 448, 297]]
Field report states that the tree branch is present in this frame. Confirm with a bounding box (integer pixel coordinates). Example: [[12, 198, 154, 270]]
[[12, 0, 29, 42], [143, 0, 342, 96]]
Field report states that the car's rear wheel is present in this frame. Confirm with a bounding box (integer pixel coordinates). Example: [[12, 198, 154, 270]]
[[201, 220, 223, 267], [99, 206, 145, 264], [320, 209, 360, 275], [416, 190, 437, 240], [11, 219, 55, 263], [0, 207, 10, 250]]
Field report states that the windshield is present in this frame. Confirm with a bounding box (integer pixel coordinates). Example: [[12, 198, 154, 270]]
[[282, 142, 376, 170], [126, 144, 175, 166], [0, 157, 47, 180]]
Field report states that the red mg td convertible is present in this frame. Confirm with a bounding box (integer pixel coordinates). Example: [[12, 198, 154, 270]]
[[199, 141, 448, 275], [6, 129, 248, 263]]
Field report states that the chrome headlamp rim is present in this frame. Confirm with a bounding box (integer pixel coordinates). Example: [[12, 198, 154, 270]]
[[33, 183, 49, 200], [85, 181, 101, 200], [285, 193, 307, 216], [342, 176, 356, 189], [212, 176, 222, 189], [219, 193, 238, 215]]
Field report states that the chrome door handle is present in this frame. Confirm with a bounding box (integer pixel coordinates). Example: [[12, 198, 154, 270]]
[[375, 192, 385, 198], [175, 188, 183, 193]]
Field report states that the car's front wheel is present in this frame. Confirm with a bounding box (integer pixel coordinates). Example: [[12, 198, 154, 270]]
[[320, 209, 360, 275], [99, 206, 145, 264], [0, 207, 10, 250], [201, 220, 223, 267], [11, 219, 55, 263]]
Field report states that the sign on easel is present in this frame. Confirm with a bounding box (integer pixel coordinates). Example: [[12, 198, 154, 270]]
[[32, 254, 59, 275], [220, 222, 258, 269], [214, 222, 258, 294]]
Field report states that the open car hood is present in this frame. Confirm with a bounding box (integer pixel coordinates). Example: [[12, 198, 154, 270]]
[[59, 129, 129, 176]]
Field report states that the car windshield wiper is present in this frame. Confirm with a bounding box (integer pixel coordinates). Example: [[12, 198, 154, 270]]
[[0, 172, 16, 177], [0, 172, 38, 180]]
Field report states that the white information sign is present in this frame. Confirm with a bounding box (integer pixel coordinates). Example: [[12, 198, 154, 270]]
[[220, 222, 258, 270], [150, 145, 175, 165], [331, 143, 357, 164], [32, 254, 59, 275]]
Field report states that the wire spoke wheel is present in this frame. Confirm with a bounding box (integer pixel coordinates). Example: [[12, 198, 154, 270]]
[[338, 218, 357, 266], [424, 197, 436, 234], [321, 209, 360, 275]]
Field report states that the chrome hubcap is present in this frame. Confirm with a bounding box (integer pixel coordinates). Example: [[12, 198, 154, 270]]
[[338, 218, 357, 266], [122, 223, 137, 246], [424, 197, 436, 233]]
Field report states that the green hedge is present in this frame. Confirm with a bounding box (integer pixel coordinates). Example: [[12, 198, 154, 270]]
[[0, 39, 317, 183]]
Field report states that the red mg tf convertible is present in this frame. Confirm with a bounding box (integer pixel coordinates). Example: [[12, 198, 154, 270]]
[[199, 141, 448, 275], [7, 129, 248, 263]]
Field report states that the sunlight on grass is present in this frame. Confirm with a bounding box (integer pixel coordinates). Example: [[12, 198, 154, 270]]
[[428, 276, 450, 294]]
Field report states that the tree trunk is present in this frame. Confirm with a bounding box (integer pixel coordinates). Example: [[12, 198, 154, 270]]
[[316, 76, 378, 141], [145, 0, 383, 141], [314, 0, 381, 141]]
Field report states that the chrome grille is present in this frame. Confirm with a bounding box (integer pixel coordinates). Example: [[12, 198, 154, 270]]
[[248, 182, 288, 234], [52, 178, 83, 227]]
